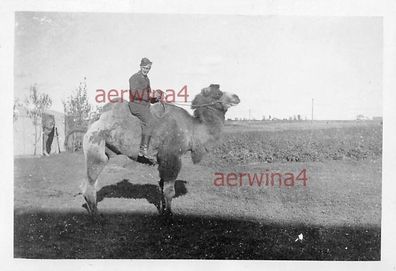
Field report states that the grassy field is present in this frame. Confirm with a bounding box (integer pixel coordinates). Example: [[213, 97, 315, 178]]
[[206, 120, 382, 166], [14, 120, 382, 259]]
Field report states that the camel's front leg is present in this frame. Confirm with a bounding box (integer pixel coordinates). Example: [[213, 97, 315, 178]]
[[157, 154, 181, 216], [161, 179, 175, 216]]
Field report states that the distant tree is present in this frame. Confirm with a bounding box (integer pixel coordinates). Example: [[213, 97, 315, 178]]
[[63, 77, 92, 126], [356, 114, 367, 121], [25, 85, 52, 155]]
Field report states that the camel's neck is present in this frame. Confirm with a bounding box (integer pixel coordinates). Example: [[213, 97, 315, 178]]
[[191, 108, 225, 148]]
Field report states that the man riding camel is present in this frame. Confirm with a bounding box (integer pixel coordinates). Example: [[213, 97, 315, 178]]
[[128, 57, 162, 166]]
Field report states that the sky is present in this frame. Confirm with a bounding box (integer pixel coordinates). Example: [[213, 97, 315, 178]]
[[14, 12, 382, 120]]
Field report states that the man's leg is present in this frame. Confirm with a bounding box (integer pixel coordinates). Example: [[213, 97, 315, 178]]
[[128, 102, 156, 165], [138, 108, 156, 165]]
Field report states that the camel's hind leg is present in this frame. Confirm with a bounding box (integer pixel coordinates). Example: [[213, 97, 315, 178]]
[[82, 133, 108, 215], [158, 179, 165, 213]]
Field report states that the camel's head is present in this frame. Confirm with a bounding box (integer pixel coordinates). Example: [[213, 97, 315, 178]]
[[191, 84, 240, 113]]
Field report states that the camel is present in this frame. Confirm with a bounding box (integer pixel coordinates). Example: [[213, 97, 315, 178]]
[[82, 84, 240, 215]]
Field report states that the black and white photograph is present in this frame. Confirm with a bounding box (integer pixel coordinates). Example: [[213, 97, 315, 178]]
[[2, 0, 396, 269]]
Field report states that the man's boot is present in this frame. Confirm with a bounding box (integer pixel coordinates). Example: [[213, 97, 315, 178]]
[[137, 135, 157, 166]]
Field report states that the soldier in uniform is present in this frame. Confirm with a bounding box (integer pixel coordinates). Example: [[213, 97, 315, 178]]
[[128, 57, 161, 165]]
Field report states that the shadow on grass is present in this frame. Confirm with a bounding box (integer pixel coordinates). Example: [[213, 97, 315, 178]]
[[90, 179, 188, 213], [14, 210, 380, 260]]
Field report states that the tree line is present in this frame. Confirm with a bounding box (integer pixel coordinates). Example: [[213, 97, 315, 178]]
[[14, 78, 102, 155]]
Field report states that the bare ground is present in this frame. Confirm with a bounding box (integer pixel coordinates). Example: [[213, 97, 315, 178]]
[[14, 151, 381, 259]]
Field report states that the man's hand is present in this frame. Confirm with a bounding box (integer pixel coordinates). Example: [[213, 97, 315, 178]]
[[150, 89, 164, 103]]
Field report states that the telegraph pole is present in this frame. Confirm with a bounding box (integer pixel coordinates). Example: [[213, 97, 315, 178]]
[[311, 98, 314, 121]]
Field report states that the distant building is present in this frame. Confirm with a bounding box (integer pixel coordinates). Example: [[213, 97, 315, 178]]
[[356, 114, 370, 121], [13, 105, 66, 156]]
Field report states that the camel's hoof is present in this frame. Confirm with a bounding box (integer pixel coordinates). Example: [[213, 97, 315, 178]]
[[159, 195, 166, 214], [82, 204, 102, 223], [83, 195, 98, 213], [160, 208, 173, 217], [83, 206, 97, 217], [82, 203, 96, 214], [82, 203, 89, 213]]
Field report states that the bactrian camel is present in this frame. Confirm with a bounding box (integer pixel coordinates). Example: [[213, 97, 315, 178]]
[[82, 84, 240, 215]]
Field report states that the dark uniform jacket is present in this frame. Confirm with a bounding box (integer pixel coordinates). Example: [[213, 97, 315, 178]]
[[129, 71, 151, 105]]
